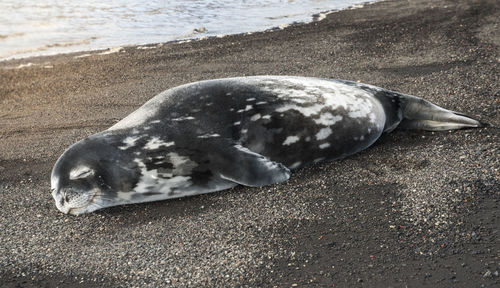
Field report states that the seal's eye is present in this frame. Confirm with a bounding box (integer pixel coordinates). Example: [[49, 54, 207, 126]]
[[69, 166, 95, 180]]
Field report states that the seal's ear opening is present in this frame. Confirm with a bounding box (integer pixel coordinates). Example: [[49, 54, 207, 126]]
[[399, 94, 486, 131]]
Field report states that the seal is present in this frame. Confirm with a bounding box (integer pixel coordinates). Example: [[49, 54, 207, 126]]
[[50, 76, 484, 215]]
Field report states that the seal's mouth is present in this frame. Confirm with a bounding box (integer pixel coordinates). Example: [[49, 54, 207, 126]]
[[54, 188, 100, 215], [68, 188, 100, 215]]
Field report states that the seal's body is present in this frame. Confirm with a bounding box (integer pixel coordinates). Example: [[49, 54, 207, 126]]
[[51, 76, 483, 215]]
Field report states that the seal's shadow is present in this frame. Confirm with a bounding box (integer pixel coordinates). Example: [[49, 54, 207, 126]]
[[95, 185, 246, 226], [372, 128, 436, 149]]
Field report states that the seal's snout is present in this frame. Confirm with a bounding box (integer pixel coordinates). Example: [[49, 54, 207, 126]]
[[52, 189, 70, 214], [50, 136, 128, 215], [52, 185, 97, 215]]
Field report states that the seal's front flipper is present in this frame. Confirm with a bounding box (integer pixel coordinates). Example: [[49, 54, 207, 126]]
[[399, 94, 486, 131], [213, 144, 290, 187]]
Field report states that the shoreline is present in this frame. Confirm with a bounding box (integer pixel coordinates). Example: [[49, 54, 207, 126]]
[[0, 0, 379, 64], [1, 0, 498, 287]]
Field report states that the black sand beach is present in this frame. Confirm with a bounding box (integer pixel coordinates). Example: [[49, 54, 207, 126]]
[[0, 0, 498, 286]]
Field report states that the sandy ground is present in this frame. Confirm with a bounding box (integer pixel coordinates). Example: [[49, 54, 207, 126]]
[[0, 0, 498, 287]]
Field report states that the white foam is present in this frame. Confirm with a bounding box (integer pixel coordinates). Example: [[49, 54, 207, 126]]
[[315, 10, 335, 21], [17, 63, 35, 68], [316, 13, 327, 21], [98, 47, 124, 55], [74, 53, 92, 59]]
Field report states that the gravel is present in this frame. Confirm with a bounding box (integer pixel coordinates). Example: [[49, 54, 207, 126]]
[[0, 0, 498, 287]]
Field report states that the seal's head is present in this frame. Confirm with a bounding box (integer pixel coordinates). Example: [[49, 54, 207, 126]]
[[50, 134, 138, 215]]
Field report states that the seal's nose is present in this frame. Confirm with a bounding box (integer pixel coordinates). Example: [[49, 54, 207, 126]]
[[51, 188, 69, 214]]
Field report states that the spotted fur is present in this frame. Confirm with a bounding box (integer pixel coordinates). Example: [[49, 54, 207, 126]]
[[51, 76, 484, 214]]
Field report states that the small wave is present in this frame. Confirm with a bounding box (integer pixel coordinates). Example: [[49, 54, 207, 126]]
[[0, 0, 373, 61], [97, 47, 124, 55], [0, 37, 98, 60], [17, 62, 35, 69], [44, 37, 96, 49], [0, 32, 26, 39]]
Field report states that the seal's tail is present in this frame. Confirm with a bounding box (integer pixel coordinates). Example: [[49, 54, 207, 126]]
[[398, 94, 486, 131]]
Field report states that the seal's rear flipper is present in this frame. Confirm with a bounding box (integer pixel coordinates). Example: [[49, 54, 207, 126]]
[[214, 145, 290, 187], [399, 94, 486, 131]]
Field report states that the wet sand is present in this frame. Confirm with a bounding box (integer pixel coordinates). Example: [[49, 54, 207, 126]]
[[0, 0, 498, 286]]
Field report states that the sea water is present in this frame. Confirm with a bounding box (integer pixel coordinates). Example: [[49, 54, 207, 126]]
[[0, 0, 370, 61]]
